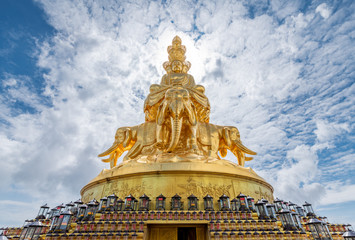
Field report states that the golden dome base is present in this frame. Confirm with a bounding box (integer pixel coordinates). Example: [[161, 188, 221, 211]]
[[81, 156, 273, 207]]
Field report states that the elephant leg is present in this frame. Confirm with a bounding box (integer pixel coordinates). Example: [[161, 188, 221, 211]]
[[237, 151, 245, 167], [201, 147, 219, 159], [208, 139, 220, 159], [188, 125, 198, 151], [124, 143, 143, 161], [210, 150, 220, 159], [155, 124, 164, 148], [111, 152, 119, 168], [196, 143, 213, 158]]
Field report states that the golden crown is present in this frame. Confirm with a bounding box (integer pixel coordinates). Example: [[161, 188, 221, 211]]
[[163, 36, 191, 73]]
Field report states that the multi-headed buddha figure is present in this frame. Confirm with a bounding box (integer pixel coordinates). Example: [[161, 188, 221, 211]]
[[99, 36, 256, 168], [144, 36, 210, 124]]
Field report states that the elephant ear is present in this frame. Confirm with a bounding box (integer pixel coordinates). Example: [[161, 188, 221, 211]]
[[123, 128, 132, 148], [222, 128, 232, 147], [157, 101, 168, 125]]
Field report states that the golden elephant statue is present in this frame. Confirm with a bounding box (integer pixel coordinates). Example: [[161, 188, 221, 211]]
[[98, 121, 157, 168], [156, 86, 198, 152], [197, 122, 256, 166]]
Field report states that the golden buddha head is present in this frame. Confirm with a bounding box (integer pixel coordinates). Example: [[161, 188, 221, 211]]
[[163, 36, 191, 73]]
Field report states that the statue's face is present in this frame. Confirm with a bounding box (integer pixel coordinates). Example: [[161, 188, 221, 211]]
[[171, 61, 183, 73]]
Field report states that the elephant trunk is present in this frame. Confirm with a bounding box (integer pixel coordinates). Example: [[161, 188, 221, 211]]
[[166, 116, 183, 152]]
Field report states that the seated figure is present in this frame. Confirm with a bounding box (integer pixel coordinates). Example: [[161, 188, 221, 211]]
[[144, 36, 210, 123]]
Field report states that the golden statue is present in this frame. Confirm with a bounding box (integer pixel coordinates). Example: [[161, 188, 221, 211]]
[[98, 36, 256, 168], [144, 36, 210, 123], [84, 36, 273, 209]]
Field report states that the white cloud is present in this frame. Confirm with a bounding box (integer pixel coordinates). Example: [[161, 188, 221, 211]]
[[316, 3, 331, 19], [320, 182, 355, 205], [315, 119, 350, 143], [1, 74, 47, 112], [270, 145, 326, 204], [0, 200, 36, 226], [321, 152, 355, 178]]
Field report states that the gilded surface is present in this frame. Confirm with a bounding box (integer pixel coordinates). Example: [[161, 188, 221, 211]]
[[81, 160, 273, 204], [98, 36, 256, 167], [84, 36, 274, 211]]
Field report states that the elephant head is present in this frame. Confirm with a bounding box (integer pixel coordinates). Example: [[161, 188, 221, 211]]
[[98, 127, 133, 168], [156, 86, 197, 152], [223, 126, 257, 166], [223, 127, 255, 154]]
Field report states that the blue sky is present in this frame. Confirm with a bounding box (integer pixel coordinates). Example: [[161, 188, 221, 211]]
[[0, 0, 354, 227]]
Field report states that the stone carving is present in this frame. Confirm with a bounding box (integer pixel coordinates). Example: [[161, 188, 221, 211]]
[[255, 186, 273, 202], [115, 182, 151, 198], [178, 177, 232, 199]]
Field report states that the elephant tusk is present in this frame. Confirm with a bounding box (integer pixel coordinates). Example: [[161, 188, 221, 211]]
[[101, 158, 111, 163], [98, 143, 120, 157], [232, 140, 257, 155]]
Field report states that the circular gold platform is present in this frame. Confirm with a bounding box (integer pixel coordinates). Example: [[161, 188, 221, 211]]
[[81, 159, 273, 209]]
